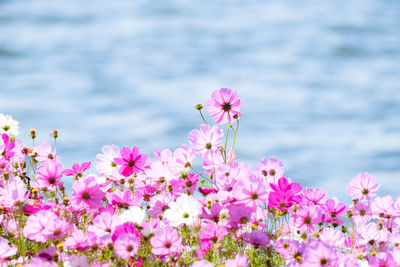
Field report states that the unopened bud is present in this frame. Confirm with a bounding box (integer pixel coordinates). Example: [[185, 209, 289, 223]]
[[51, 129, 58, 139], [30, 129, 36, 139], [195, 104, 203, 110]]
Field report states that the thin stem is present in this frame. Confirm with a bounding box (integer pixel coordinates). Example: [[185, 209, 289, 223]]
[[199, 110, 207, 125], [229, 120, 239, 162]]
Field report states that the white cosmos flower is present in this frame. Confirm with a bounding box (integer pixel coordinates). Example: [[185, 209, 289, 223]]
[[163, 194, 201, 227], [0, 114, 19, 136], [95, 145, 121, 179], [119, 205, 146, 225]]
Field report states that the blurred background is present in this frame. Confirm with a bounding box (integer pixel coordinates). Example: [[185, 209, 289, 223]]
[[0, 0, 399, 201]]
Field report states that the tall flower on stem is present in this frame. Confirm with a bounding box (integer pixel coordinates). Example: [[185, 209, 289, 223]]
[[348, 172, 380, 201], [114, 146, 147, 177], [206, 88, 241, 125]]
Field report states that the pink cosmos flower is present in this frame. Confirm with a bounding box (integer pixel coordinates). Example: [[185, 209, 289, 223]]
[[88, 212, 120, 246], [114, 146, 147, 177], [0, 176, 28, 208], [319, 228, 345, 247], [0, 237, 17, 260], [34, 142, 59, 162], [302, 241, 338, 267], [371, 195, 400, 219], [64, 229, 96, 251], [188, 124, 224, 157], [64, 161, 91, 179], [206, 88, 241, 124], [153, 148, 173, 166], [35, 160, 64, 190], [225, 254, 249, 267], [229, 205, 252, 225], [95, 144, 121, 178], [292, 205, 322, 232], [0, 133, 15, 160], [301, 187, 328, 206], [173, 144, 196, 173], [256, 156, 284, 184], [348, 172, 380, 201], [114, 234, 140, 260], [214, 162, 251, 192], [150, 227, 182, 255], [198, 223, 228, 245], [71, 176, 105, 211], [109, 189, 136, 208], [321, 197, 348, 221], [111, 222, 140, 242], [23, 210, 61, 242], [234, 175, 269, 211], [268, 177, 302, 211]]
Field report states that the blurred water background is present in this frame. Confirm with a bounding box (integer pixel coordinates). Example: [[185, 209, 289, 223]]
[[1, 0, 399, 201]]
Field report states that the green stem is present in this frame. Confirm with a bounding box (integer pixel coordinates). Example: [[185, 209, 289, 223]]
[[199, 110, 207, 124], [229, 120, 239, 162]]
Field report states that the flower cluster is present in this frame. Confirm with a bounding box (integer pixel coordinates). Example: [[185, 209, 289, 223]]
[[0, 89, 397, 266]]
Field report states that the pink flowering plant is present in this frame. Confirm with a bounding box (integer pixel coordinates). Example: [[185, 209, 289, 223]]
[[0, 88, 398, 266]]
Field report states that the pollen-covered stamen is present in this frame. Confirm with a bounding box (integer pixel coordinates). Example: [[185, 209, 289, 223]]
[[127, 246, 134, 252], [362, 188, 369, 195], [165, 242, 171, 248], [183, 212, 189, 218], [3, 125, 10, 131], [82, 192, 90, 200], [320, 258, 327, 265], [49, 177, 56, 184], [205, 143, 212, 150]]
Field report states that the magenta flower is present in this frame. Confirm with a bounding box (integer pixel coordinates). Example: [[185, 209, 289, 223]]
[[150, 227, 182, 255], [114, 146, 147, 177], [63, 161, 91, 179], [302, 240, 338, 267], [348, 172, 380, 201], [206, 88, 241, 124], [229, 205, 252, 225], [1, 133, 15, 160], [71, 176, 105, 211], [268, 177, 302, 211], [114, 234, 140, 260], [111, 222, 140, 242], [188, 124, 224, 157], [35, 160, 64, 190]]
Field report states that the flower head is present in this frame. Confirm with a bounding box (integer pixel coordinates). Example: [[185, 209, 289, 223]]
[[348, 172, 380, 201], [0, 114, 19, 136], [150, 227, 182, 255], [188, 124, 224, 157], [206, 88, 241, 124], [114, 146, 147, 177]]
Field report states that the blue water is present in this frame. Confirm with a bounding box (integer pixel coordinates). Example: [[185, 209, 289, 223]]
[[1, 0, 400, 201]]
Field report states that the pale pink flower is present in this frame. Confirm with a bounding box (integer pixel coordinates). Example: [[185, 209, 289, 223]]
[[301, 187, 328, 206], [150, 227, 182, 255], [114, 234, 140, 260], [95, 144, 121, 178], [34, 142, 59, 162], [35, 160, 64, 190], [292, 205, 322, 232], [87, 212, 120, 245], [71, 176, 105, 211], [23, 210, 57, 242], [0, 176, 28, 208], [225, 253, 249, 267], [153, 148, 173, 166], [348, 173, 380, 201], [256, 156, 284, 184], [0, 237, 17, 260], [206, 88, 241, 124], [188, 124, 224, 157], [173, 144, 196, 173], [198, 223, 228, 245], [191, 260, 213, 267], [302, 240, 338, 267], [234, 175, 268, 211], [371, 195, 400, 219], [321, 197, 347, 220], [319, 228, 344, 247]]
